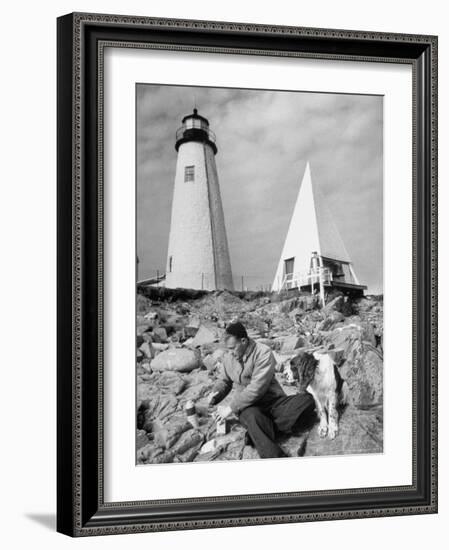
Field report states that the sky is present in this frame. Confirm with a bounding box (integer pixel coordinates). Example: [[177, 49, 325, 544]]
[[136, 84, 383, 294]]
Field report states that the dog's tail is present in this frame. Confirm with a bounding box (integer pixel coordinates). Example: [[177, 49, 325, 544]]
[[339, 380, 350, 406]]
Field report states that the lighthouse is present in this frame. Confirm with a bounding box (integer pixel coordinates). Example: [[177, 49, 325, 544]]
[[165, 109, 234, 291], [272, 163, 366, 300]]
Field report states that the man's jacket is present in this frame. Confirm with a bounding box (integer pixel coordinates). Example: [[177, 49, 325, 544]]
[[211, 339, 286, 414]]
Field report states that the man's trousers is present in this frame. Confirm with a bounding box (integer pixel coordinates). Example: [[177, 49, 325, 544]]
[[238, 392, 315, 458]]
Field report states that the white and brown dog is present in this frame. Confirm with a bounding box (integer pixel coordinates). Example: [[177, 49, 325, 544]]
[[285, 350, 348, 440]]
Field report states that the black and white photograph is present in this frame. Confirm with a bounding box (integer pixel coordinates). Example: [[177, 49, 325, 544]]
[[136, 84, 384, 465]]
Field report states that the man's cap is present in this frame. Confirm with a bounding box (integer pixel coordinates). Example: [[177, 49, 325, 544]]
[[225, 321, 248, 340]]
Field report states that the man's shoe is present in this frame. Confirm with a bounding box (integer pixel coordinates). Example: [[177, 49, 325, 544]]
[[296, 438, 307, 457]]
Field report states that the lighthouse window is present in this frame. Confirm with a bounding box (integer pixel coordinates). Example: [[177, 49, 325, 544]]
[[184, 165, 195, 182]]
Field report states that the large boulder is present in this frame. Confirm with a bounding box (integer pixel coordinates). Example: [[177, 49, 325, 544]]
[[303, 406, 383, 456], [151, 348, 201, 373], [153, 327, 168, 342], [325, 324, 383, 408], [139, 341, 155, 359], [188, 325, 223, 347], [340, 348, 383, 408], [324, 324, 363, 360], [280, 334, 307, 353]]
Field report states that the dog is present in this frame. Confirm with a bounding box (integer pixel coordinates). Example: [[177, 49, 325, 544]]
[[285, 350, 348, 440]]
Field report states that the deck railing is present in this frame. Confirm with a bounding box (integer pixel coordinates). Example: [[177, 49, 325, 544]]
[[280, 267, 333, 291]]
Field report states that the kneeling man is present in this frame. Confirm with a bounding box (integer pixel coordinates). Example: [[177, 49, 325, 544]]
[[207, 322, 314, 458]]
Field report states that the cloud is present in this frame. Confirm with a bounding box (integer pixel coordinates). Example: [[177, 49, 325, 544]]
[[136, 84, 383, 293]]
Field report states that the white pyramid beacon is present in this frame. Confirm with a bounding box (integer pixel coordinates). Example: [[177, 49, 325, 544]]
[[272, 163, 366, 303], [164, 108, 234, 291]]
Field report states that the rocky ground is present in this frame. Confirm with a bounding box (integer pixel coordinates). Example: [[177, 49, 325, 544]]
[[136, 286, 383, 464]]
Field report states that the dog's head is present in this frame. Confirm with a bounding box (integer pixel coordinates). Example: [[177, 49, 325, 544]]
[[287, 351, 319, 391]]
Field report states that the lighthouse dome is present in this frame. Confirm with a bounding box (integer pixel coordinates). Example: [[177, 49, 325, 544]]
[[175, 108, 217, 154]]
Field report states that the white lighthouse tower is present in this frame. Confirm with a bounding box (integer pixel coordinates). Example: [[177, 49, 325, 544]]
[[165, 109, 234, 291]]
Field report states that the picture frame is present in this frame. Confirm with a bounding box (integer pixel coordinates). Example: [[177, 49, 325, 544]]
[[57, 12, 438, 536]]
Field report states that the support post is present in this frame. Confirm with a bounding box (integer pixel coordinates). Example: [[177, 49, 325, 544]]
[[319, 269, 325, 307]]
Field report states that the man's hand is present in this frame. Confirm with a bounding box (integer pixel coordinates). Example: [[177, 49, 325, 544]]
[[206, 391, 219, 406], [215, 405, 233, 421]]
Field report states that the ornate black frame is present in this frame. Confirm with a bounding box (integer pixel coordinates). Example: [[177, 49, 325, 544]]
[[57, 12, 438, 537]]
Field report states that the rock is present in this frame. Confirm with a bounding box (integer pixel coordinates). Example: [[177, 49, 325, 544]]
[[304, 406, 382, 456], [137, 443, 174, 464], [171, 429, 204, 455], [340, 297, 354, 316], [152, 342, 169, 352], [185, 315, 201, 337], [202, 349, 226, 370], [138, 371, 152, 382], [140, 393, 179, 429], [136, 323, 152, 336], [360, 321, 377, 346], [200, 439, 218, 454], [323, 295, 344, 313], [137, 293, 151, 313], [151, 348, 201, 373], [242, 445, 259, 460], [340, 348, 383, 408], [157, 371, 187, 395], [279, 297, 300, 313], [189, 325, 223, 347], [153, 327, 168, 342], [137, 381, 158, 405], [297, 295, 320, 311], [139, 341, 155, 359], [217, 439, 245, 461], [136, 429, 150, 450], [144, 310, 159, 322], [135, 286, 383, 464], [181, 371, 215, 402], [176, 440, 205, 462], [153, 417, 191, 449], [281, 334, 306, 353], [323, 322, 383, 409], [324, 324, 363, 360], [318, 311, 344, 331]]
